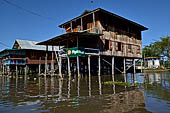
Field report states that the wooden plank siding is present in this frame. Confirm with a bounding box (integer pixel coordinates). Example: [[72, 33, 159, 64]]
[[59, 8, 147, 58]]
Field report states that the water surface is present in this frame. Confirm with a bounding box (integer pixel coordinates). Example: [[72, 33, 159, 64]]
[[0, 73, 170, 113]]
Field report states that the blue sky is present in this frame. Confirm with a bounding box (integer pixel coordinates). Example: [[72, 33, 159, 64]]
[[0, 0, 170, 50]]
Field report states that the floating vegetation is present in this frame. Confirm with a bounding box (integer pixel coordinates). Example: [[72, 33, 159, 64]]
[[104, 81, 152, 87], [104, 81, 131, 86]]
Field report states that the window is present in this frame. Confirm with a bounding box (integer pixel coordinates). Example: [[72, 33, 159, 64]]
[[118, 42, 121, 51], [128, 45, 132, 53], [105, 40, 109, 50]]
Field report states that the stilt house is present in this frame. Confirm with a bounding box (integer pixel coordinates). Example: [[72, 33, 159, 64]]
[[0, 40, 58, 75], [38, 8, 148, 75]]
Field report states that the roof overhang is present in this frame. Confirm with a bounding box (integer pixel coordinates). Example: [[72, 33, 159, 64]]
[[37, 32, 103, 46]]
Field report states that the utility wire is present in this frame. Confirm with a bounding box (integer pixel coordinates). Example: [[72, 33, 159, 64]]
[[2, 0, 57, 21]]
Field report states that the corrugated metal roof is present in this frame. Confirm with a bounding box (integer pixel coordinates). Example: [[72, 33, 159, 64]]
[[15, 40, 59, 51]]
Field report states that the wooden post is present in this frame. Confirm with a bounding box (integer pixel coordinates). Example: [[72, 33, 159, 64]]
[[76, 37, 80, 78], [45, 45, 48, 76], [123, 58, 126, 74], [93, 12, 95, 32], [51, 46, 54, 76], [98, 56, 101, 76], [134, 59, 136, 74], [39, 57, 41, 76], [70, 22, 72, 32], [16, 65, 18, 76], [2, 65, 4, 75], [59, 56, 62, 78], [112, 56, 114, 75], [81, 17, 83, 31], [88, 55, 91, 76], [67, 57, 71, 76], [77, 56, 80, 77], [25, 65, 27, 76]]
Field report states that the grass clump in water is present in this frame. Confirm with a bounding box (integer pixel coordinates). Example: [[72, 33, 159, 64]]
[[104, 81, 131, 86]]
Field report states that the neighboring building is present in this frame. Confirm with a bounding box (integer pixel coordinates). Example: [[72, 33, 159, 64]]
[[38, 8, 148, 75], [0, 40, 58, 75], [144, 56, 163, 68]]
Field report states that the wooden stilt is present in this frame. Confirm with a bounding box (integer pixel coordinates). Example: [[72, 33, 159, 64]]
[[112, 56, 114, 75], [16, 65, 18, 76], [123, 58, 126, 74], [98, 56, 101, 76], [67, 57, 71, 76], [25, 65, 27, 76], [2, 65, 4, 75], [134, 59, 136, 74], [59, 56, 62, 78], [88, 55, 91, 76], [45, 45, 48, 76], [39, 57, 41, 76], [77, 56, 80, 77]]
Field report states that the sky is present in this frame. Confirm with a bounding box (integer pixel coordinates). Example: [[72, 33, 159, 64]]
[[0, 0, 170, 50]]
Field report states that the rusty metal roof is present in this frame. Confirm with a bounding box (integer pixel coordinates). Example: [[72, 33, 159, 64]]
[[14, 40, 59, 51]]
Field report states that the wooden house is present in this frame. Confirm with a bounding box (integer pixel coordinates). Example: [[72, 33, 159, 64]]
[[38, 8, 148, 76], [0, 40, 58, 75]]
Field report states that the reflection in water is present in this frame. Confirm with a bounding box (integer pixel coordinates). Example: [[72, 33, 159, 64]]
[[68, 76, 71, 98], [88, 74, 91, 96], [77, 77, 80, 97], [98, 75, 102, 95], [0, 73, 170, 113]]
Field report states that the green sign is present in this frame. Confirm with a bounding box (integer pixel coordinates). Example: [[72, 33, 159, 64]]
[[67, 47, 85, 57]]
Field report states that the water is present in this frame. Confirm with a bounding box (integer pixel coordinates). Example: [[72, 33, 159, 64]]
[[0, 73, 170, 113]]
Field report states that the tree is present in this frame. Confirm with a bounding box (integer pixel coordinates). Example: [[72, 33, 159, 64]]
[[143, 36, 170, 59]]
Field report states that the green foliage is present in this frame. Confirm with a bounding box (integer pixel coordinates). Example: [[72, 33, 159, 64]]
[[104, 81, 131, 86], [104, 81, 152, 87], [143, 36, 170, 59]]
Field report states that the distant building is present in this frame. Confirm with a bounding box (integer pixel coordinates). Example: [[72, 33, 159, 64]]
[[0, 40, 58, 75], [144, 56, 163, 68]]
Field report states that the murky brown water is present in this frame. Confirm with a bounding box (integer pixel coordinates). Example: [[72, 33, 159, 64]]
[[0, 73, 170, 113]]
